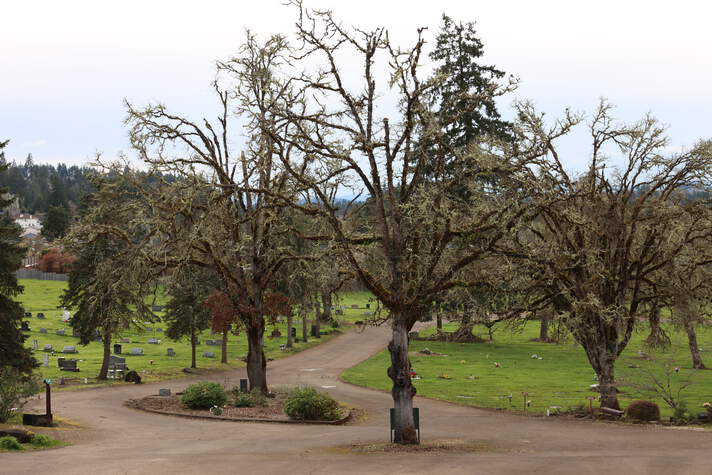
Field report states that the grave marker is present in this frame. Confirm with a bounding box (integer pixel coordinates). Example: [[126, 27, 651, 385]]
[[56, 329, 65, 336], [39, 328, 47, 334], [42, 344, 53, 352], [113, 344, 122, 354], [32, 340, 38, 350], [147, 338, 160, 345], [130, 348, 144, 356], [167, 348, 176, 357], [21, 321, 30, 331], [62, 346, 77, 354], [202, 351, 216, 358], [43, 353, 49, 367], [37, 312, 45, 319]]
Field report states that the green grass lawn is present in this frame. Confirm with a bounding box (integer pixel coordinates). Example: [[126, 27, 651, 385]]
[[17, 279, 374, 387], [342, 321, 712, 419]]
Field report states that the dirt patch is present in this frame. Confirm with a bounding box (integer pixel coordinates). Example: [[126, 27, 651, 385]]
[[127, 393, 352, 425], [327, 438, 503, 455]]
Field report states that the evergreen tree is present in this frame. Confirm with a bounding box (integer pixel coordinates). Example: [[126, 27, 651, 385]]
[[430, 14, 514, 148], [0, 140, 36, 375], [163, 266, 215, 369], [41, 205, 72, 241], [61, 174, 153, 380]]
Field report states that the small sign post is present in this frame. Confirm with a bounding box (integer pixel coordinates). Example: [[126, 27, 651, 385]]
[[44, 378, 53, 426]]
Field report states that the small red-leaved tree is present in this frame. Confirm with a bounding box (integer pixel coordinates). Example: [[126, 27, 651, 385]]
[[38, 248, 75, 273], [204, 291, 240, 364]]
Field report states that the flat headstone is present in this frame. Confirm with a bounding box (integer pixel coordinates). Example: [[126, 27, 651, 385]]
[[166, 348, 176, 357], [351, 304, 359, 309], [42, 344, 53, 352], [206, 339, 218, 346], [363, 311, 373, 316], [202, 351, 216, 358], [39, 328, 47, 334], [62, 346, 77, 354], [158, 388, 171, 397], [130, 348, 144, 356], [120, 338, 131, 343], [109, 355, 126, 365], [147, 338, 160, 344], [56, 329, 66, 336]]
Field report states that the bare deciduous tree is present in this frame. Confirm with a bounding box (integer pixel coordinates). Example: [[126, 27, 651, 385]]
[[513, 100, 712, 409], [271, 5, 528, 443]]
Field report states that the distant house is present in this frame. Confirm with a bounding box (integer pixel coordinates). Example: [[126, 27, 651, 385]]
[[15, 214, 41, 231]]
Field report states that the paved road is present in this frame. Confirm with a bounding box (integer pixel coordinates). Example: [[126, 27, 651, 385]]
[[2, 326, 711, 474]]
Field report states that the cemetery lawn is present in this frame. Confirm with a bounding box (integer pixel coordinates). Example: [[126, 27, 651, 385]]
[[341, 322, 712, 420], [18, 279, 372, 387]]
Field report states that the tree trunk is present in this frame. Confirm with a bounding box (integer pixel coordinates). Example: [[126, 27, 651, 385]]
[[286, 313, 293, 348], [97, 329, 111, 380], [596, 358, 620, 410], [683, 319, 706, 369], [539, 315, 549, 341], [387, 320, 418, 444], [221, 329, 228, 364], [246, 323, 268, 393], [321, 293, 332, 323], [436, 310, 442, 332], [190, 328, 197, 369], [645, 305, 670, 349], [301, 305, 308, 343]]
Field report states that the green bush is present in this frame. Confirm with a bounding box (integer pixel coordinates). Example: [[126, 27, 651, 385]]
[[626, 400, 660, 422], [0, 367, 39, 423], [284, 386, 341, 421], [231, 388, 267, 408], [181, 382, 227, 409], [0, 436, 23, 450], [30, 434, 52, 447]]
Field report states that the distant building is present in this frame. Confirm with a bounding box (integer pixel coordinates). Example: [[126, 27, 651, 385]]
[[14, 213, 42, 240]]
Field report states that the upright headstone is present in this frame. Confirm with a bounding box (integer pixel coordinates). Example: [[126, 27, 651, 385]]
[[39, 328, 47, 334], [56, 329, 65, 336], [131, 348, 144, 356], [147, 338, 160, 345], [72, 328, 80, 337], [113, 344, 122, 354], [239, 379, 249, 392], [37, 312, 45, 319], [42, 344, 53, 352], [351, 304, 359, 309], [311, 324, 319, 338], [62, 346, 77, 354], [24, 312, 32, 318], [202, 351, 216, 358], [43, 353, 49, 367], [32, 339, 39, 350], [166, 348, 176, 357], [21, 321, 30, 331]]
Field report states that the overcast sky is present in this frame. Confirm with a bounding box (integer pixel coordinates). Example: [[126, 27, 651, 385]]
[[2, 0, 710, 170]]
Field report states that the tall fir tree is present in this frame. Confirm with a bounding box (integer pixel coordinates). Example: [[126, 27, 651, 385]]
[[430, 14, 514, 148], [0, 140, 36, 374]]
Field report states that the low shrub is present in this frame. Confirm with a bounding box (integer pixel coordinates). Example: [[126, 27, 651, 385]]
[[30, 434, 52, 447], [0, 436, 23, 451], [231, 388, 267, 408], [626, 400, 660, 422], [0, 368, 40, 423], [284, 386, 341, 421], [181, 382, 227, 410]]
